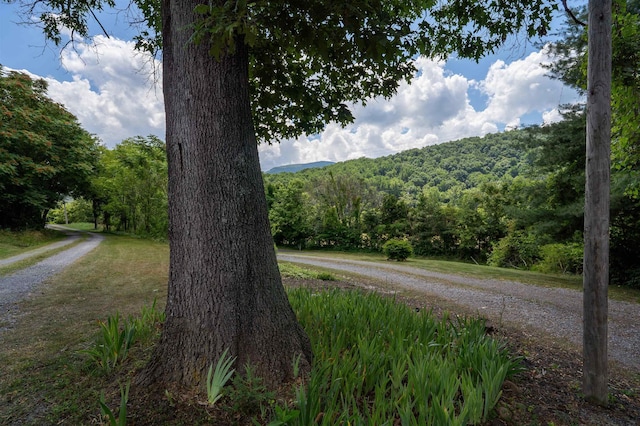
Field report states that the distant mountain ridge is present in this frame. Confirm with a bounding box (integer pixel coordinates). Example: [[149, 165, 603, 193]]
[[266, 161, 335, 174]]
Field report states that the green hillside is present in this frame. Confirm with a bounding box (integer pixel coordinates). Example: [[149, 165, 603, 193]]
[[263, 118, 640, 288], [264, 130, 530, 200]]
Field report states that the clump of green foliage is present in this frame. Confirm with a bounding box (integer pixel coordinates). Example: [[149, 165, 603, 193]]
[[383, 238, 413, 261], [48, 198, 94, 224], [206, 348, 236, 406], [274, 288, 522, 424], [225, 364, 274, 416], [533, 243, 583, 274], [487, 231, 540, 269], [83, 299, 165, 374], [82, 312, 136, 373]]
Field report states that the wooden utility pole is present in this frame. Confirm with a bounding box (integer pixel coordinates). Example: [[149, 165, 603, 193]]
[[583, 0, 611, 406]]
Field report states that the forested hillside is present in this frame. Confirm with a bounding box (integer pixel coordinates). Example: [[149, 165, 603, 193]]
[[265, 132, 528, 198], [264, 115, 640, 288], [265, 161, 335, 174]]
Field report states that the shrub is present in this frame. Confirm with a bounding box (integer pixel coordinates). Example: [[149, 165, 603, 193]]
[[534, 243, 583, 274], [382, 238, 413, 261], [487, 231, 540, 269]]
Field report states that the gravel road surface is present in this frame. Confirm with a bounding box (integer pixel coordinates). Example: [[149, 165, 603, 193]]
[[278, 253, 640, 373], [0, 230, 104, 334], [0, 226, 81, 268]]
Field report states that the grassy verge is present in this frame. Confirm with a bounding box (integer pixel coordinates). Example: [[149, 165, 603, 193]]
[[279, 262, 337, 281], [52, 222, 101, 231], [281, 250, 640, 303], [0, 228, 67, 259]]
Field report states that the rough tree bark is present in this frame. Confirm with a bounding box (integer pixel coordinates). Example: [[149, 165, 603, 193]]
[[140, 0, 313, 388], [583, 0, 611, 406]]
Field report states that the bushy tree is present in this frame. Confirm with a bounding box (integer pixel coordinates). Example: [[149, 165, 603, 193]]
[[547, 0, 640, 190], [0, 67, 99, 229], [533, 243, 583, 274], [487, 228, 541, 269], [269, 179, 312, 248], [47, 198, 94, 224], [94, 136, 168, 238]]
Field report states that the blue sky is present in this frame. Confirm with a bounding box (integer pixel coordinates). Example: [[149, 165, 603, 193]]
[[1, 1, 583, 171]]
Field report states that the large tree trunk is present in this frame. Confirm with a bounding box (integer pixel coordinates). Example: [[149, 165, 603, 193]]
[[583, 0, 611, 406], [141, 0, 312, 389]]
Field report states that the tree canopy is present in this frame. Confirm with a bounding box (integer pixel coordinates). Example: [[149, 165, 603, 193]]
[[0, 66, 99, 229], [548, 0, 640, 194], [23, 0, 558, 143]]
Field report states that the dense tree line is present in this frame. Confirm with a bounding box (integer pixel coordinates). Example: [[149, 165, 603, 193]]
[[48, 136, 169, 239], [264, 112, 640, 288]]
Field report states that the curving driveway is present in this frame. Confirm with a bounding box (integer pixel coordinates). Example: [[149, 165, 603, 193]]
[[278, 253, 640, 373], [0, 226, 104, 334]]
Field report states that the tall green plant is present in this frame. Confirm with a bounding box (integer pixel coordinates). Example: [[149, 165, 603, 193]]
[[206, 348, 236, 406], [82, 300, 165, 374], [83, 313, 136, 373], [281, 288, 521, 424], [99, 381, 130, 426]]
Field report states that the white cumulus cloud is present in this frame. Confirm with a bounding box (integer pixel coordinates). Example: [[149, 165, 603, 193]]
[[14, 36, 580, 171], [259, 47, 580, 171], [26, 35, 164, 147]]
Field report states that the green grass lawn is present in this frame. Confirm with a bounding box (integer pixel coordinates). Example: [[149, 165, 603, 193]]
[[53, 222, 101, 231], [0, 234, 169, 424]]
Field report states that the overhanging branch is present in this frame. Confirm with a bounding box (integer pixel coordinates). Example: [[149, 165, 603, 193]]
[[562, 0, 587, 27]]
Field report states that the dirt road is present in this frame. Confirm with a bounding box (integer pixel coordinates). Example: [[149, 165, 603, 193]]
[[278, 253, 640, 373], [0, 228, 104, 334]]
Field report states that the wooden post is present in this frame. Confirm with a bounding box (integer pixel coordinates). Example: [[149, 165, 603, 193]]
[[583, 0, 611, 406]]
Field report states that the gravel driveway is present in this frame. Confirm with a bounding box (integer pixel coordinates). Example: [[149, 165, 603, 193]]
[[278, 253, 640, 373], [0, 229, 104, 335]]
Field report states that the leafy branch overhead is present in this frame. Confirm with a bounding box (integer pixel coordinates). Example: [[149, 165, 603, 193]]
[[23, 0, 557, 143]]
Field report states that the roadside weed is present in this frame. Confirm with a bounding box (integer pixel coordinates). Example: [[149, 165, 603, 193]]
[[206, 347, 236, 406], [129, 298, 165, 341], [279, 262, 337, 281], [82, 299, 165, 374], [99, 381, 130, 426], [83, 313, 136, 373], [226, 363, 274, 415]]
